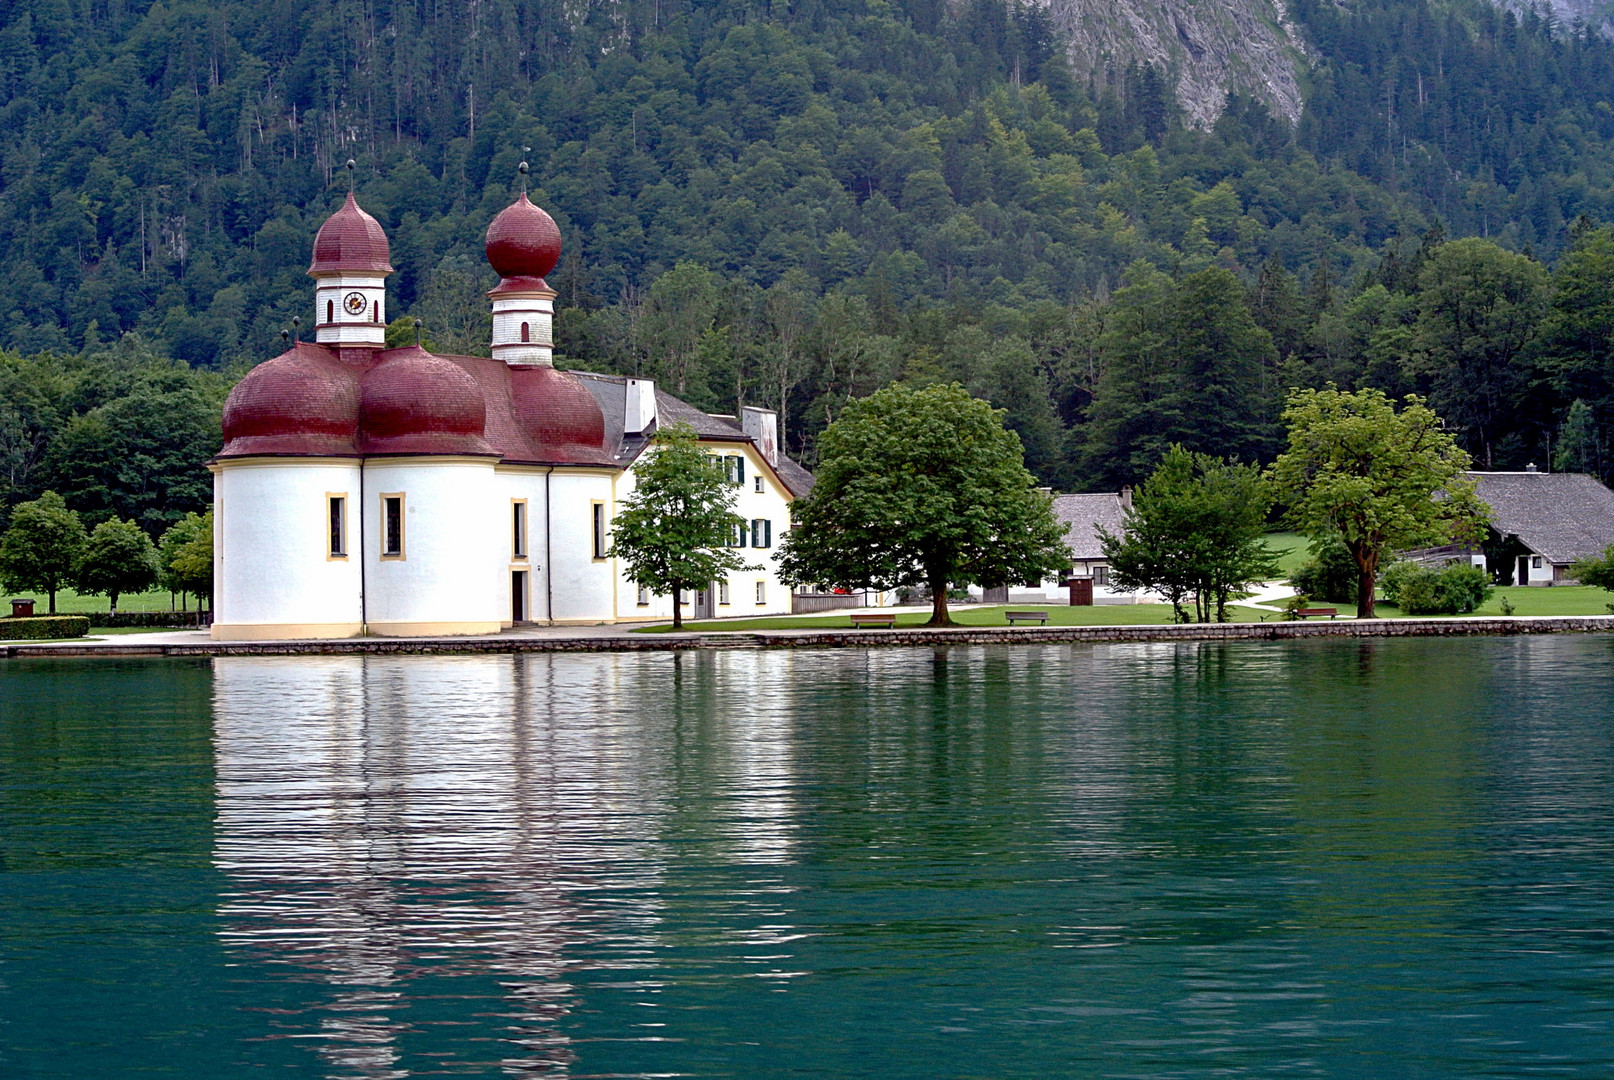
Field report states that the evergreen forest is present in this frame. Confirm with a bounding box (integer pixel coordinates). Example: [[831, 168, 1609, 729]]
[[4, 0, 1614, 534]]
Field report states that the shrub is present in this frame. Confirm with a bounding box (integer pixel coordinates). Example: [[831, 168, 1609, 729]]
[[0, 615, 90, 640], [1381, 560, 1492, 615], [88, 611, 207, 629], [1289, 537, 1358, 602]]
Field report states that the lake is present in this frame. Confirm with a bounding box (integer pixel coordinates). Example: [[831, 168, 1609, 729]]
[[3, 638, 1613, 1078]]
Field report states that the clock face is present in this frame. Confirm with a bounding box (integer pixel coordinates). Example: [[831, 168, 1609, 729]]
[[342, 291, 367, 316]]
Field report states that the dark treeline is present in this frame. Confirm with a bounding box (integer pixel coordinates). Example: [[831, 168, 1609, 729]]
[[1, 0, 1613, 528]]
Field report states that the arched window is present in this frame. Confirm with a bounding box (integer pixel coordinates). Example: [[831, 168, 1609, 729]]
[[520, 322, 530, 343], [373, 300, 380, 323], [326, 300, 334, 324]]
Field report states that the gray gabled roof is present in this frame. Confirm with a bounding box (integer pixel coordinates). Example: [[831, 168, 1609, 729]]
[[1052, 492, 1126, 560], [572, 370, 814, 497], [1468, 471, 1614, 565]]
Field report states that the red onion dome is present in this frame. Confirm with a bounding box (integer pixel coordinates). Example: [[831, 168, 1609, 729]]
[[309, 192, 393, 276], [485, 193, 561, 282], [358, 349, 495, 456], [509, 365, 607, 456], [220, 346, 360, 457]]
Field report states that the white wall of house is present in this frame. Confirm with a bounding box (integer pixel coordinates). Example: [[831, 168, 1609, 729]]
[[212, 459, 365, 639], [611, 441, 795, 621], [545, 469, 619, 624]]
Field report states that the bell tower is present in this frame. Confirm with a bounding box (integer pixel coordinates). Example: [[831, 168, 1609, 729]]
[[484, 165, 562, 366], [308, 163, 392, 353]]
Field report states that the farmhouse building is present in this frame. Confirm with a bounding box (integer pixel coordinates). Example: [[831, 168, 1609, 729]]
[[1469, 469, 1614, 586], [210, 191, 810, 640]]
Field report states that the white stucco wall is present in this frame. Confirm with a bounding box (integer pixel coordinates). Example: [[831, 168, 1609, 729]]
[[546, 470, 619, 624], [212, 459, 365, 637], [362, 458, 503, 634]]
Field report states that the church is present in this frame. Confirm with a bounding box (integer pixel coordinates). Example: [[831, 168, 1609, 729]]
[[209, 189, 812, 640]]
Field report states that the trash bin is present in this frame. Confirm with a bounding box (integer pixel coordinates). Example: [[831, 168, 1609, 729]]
[[10, 598, 35, 618]]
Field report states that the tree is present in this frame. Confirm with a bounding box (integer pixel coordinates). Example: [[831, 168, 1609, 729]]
[[1569, 545, 1614, 592], [159, 511, 214, 612], [1269, 387, 1489, 619], [778, 382, 1071, 626], [1099, 445, 1279, 623], [77, 518, 161, 616], [607, 423, 752, 631], [0, 490, 86, 614]]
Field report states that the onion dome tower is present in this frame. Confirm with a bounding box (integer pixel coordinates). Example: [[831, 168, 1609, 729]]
[[484, 174, 561, 366], [308, 169, 393, 353]]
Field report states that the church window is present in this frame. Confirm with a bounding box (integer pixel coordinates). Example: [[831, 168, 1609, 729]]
[[327, 299, 334, 324], [592, 502, 607, 559], [327, 495, 347, 558], [512, 500, 528, 559], [381, 494, 405, 558], [521, 322, 530, 342], [751, 519, 772, 548]]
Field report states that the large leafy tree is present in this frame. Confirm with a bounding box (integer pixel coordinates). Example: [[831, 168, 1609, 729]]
[[1269, 387, 1489, 619], [1406, 238, 1549, 469], [607, 423, 752, 631], [1100, 445, 1279, 623], [778, 382, 1071, 626], [0, 490, 86, 613], [77, 518, 161, 616], [159, 511, 214, 612]]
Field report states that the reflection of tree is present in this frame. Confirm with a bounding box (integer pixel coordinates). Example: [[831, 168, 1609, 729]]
[[211, 652, 804, 1077]]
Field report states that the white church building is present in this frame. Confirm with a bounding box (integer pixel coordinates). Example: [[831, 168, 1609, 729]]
[[210, 190, 813, 640]]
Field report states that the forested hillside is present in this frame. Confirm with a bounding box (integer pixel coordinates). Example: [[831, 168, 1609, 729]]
[[3, 0, 1614, 530]]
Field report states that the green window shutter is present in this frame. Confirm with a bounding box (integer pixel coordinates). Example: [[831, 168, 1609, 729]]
[[735, 456, 745, 485]]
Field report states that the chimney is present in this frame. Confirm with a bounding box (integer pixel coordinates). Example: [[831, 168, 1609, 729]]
[[1525, 462, 1538, 473], [1120, 485, 1133, 510], [741, 406, 779, 467], [625, 378, 657, 435]]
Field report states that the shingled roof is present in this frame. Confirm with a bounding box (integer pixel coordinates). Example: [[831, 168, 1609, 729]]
[[1052, 492, 1127, 560], [1469, 471, 1614, 565]]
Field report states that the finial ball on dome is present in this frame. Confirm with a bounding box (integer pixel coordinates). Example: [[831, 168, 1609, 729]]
[[485, 193, 562, 281]]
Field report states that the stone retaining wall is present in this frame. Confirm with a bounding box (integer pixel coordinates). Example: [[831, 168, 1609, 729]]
[[5, 616, 1613, 659]]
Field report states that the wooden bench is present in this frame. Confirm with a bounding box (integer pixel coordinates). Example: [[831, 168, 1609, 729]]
[[1005, 610, 1050, 625], [1295, 607, 1339, 619], [849, 612, 898, 628]]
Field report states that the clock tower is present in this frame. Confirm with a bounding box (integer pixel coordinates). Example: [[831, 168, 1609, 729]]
[[308, 191, 392, 352]]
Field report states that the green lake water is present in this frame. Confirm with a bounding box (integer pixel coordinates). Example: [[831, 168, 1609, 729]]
[[2, 638, 1613, 1077]]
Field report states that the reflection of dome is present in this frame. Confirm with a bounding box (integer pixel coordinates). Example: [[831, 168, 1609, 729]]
[[309, 192, 393, 276], [510, 365, 606, 456], [221, 346, 360, 456], [485, 194, 561, 281], [359, 349, 495, 455]]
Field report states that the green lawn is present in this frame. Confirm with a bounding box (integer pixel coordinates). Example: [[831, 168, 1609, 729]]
[[1264, 532, 1311, 577], [5, 586, 200, 616], [634, 603, 1288, 633]]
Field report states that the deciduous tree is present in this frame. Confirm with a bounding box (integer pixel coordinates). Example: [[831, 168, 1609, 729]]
[[0, 490, 86, 614], [1100, 445, 1278, 623], [607, 423, 752, 631], [77, 518, 161, 616], [1269, 387, 1488, 618], [778, 382, 1070, 626]]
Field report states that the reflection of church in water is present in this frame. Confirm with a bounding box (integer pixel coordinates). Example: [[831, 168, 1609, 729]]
[[210, 654, 802, 1076]]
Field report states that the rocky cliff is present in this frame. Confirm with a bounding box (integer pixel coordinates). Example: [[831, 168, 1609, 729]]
[[1039, 0, 1308, 128]]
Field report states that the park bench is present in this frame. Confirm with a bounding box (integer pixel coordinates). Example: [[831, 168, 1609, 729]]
[[1295, 607, 1339, 619], [1005, 610, 1050, 625], [849, 612, 898, 628]]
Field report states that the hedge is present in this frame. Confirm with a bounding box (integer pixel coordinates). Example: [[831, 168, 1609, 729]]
[[88, 611, 208, 629], [0, 615, 91, 640]]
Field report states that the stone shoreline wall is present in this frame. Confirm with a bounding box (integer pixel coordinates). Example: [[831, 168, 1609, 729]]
[[5, 616, 1613, 659]]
